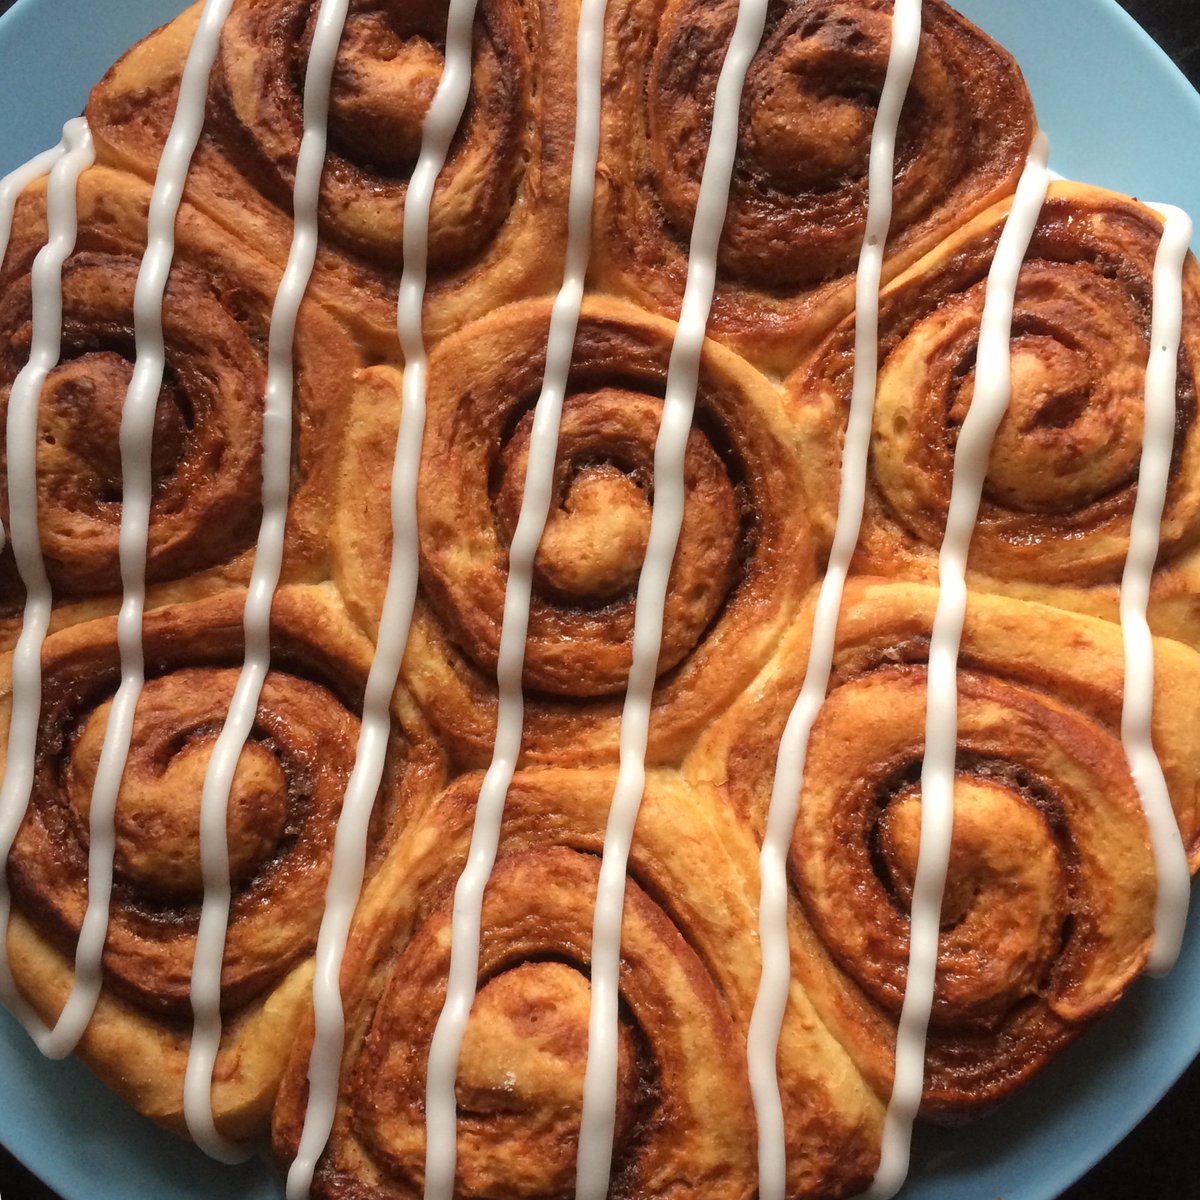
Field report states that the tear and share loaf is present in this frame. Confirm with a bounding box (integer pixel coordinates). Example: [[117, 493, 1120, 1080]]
[[1, 0, 1198, 1197]]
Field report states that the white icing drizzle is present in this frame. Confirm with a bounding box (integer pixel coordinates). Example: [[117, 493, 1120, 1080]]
[[0, 126, 77, 892], [572, 1, 768, 1194], [0, 142, 67, 267], [866, 130, 1051, 1200], [284, 0, 481, 1193], [744, 2, 922, 1196], [0, 117, 94, 1054], [0, 142, 68, 559], [182, 0, 347, 1166], [1121, 201, 1193, 975], [420, 0, 610, 1193]]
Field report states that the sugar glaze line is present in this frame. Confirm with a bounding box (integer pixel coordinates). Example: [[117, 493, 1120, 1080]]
[[866, 130, 1051, 1200], [572, 0, 769, 1194], [743, 2, 922, 1196], [420, 0, 611, 1193], [0, 136, 71, 560], [1120, 201, 1193, 975], [0, 117, 95, 1054], [179, 0, 349, 1169], [282, 0, 482, 1193], [0, 142, 66, 262]]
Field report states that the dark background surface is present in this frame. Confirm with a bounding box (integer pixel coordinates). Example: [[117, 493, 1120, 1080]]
[[0, 0, 1199, 1198]]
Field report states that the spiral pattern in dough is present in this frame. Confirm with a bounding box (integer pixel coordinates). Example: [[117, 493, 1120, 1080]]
[[0, 165, 357, 644], [792, 181, 1200, 645], [690, 579, 1200, 1113], [333, 297, 814, 766], [273, 768, 883, 1198], [593, 0, 1035, 374], [85, 0, 577, 351], [3, 586, 443, 1138]]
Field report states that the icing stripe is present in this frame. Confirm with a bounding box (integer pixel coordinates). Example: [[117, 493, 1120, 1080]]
[[744, 3, 922, 1196], [182, 0, 346, 1166], [283, 0, 482, 1193], [0, 140, 67, 273], [1121, 201, 1193, 975], [573, 1, 769, 1194], [0, 142, 67, 560], [0, 117, 95, 1054], [421, 0, 610, 1193], [866, 131, 1051, 1200]]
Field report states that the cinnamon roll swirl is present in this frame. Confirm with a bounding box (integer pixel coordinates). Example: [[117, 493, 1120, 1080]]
[[273, 768, 882, 1198], [85, 0, 576, 353], [792, 181, 1200, 646], [0, 165, 358, 647], [3, 586, 443, 1137], [592, 0, 1036, 375], [689, 579, 1200, 1113], [332, 296, 814, 767]]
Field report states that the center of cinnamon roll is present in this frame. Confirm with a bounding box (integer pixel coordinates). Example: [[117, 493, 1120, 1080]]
[[458, 964, 585, 1113], [493, 389, 662, 607], [877, 778, 1063, 932], [324, 2, 447, 174], [875, 772, 1072, 1019], [745, 76, 871, 190], [950, 327, 1144, 515], [537, 466, 653, 602], [741, 17, 882, 191], [38, 350, 189, 507], [455, 962, 636, 1197], [67, 673, 290, 902]]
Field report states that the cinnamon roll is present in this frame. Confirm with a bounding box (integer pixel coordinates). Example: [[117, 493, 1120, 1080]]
[[792, 180, 1200, 646], [689, 579, 1200, 1112], [0, 165, 358, 647], [592, 0, 1036, 375], [273, 768, 883, 1198], [332, 296, 815, 767], [85, 0, 576, 353], [3, 586, 444, 1137]]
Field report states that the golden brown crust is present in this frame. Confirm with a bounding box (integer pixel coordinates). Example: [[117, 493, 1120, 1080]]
[[332, 296, 815, 767], [0, 165, 360, 648], [791, 180, 1200, 645], [272, 769, 883, 1198], [3, 585, 445, 1138], [85, 0, 578, 355], [592, 0, 1035, 376], [688, 579, 1200, 1114]]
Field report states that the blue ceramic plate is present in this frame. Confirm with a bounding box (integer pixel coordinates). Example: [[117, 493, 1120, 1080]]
[[1, 1, 1199, 1198]]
